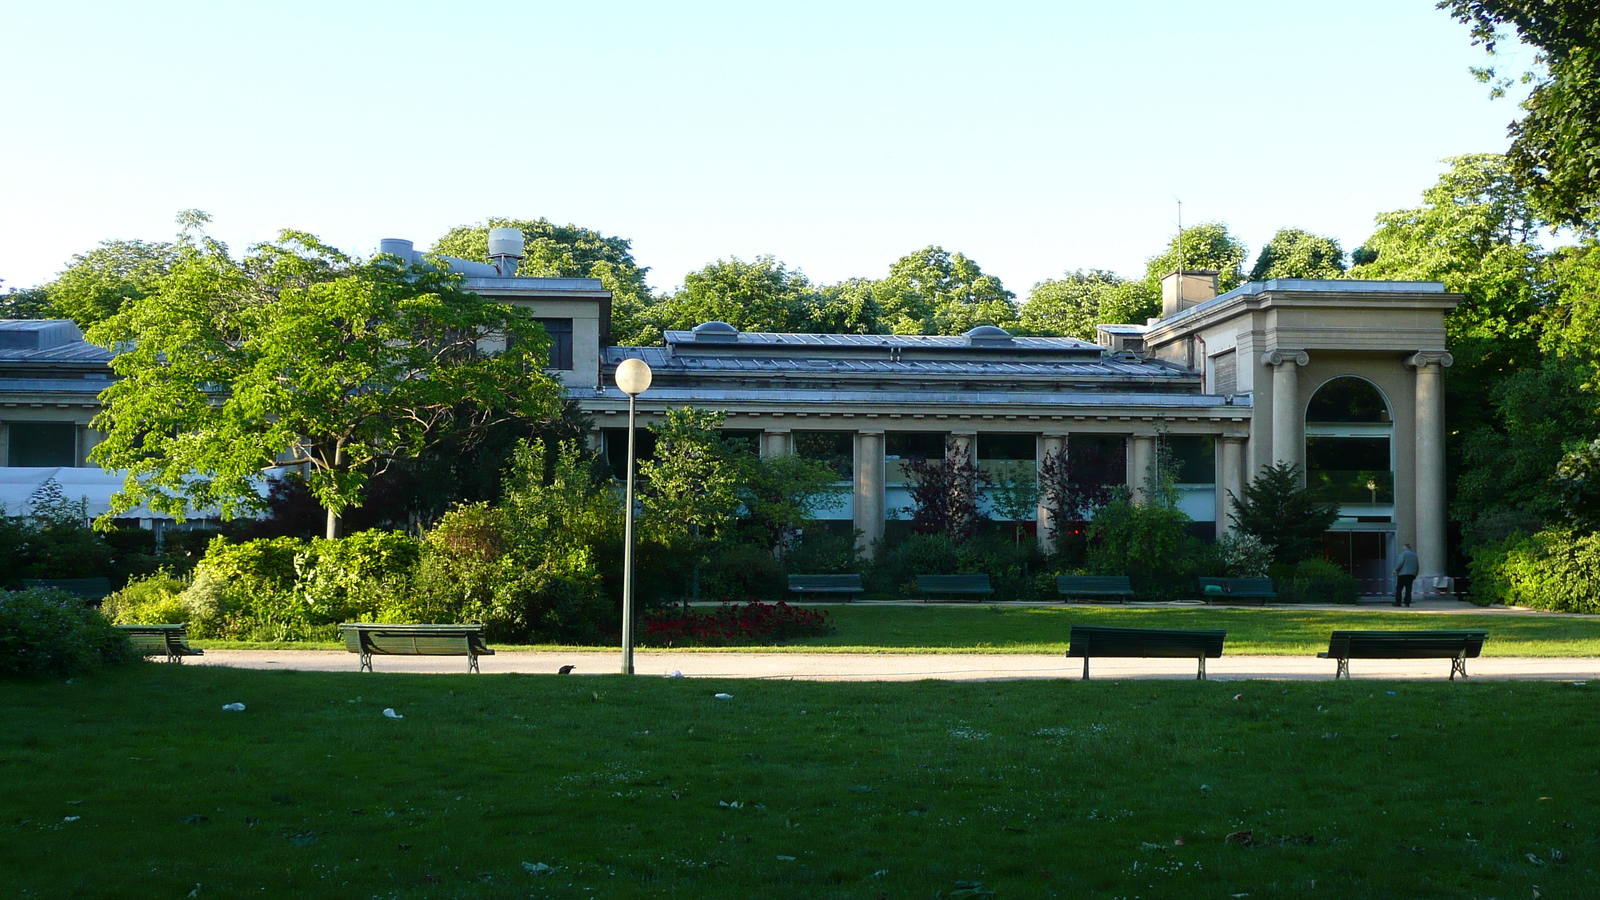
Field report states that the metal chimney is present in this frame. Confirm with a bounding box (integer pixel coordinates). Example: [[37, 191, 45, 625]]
[[487, 227, 525, 277]]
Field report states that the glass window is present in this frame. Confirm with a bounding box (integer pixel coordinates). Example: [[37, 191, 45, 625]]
[[8, 422, 76, 467], [795, 431, 853, 480], [885, 432, 945, 460], [977, 433, 1035, 461], [1307, 377, 1389, 423], [533, 318, 574, 370], [1069, 435, 1125, 487], [1165, 435, 1215, 484]]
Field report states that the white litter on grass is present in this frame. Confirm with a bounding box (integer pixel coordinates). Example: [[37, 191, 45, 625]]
[[523, 862, 558, 875], [776, 855, 796, 861], [382, 708, 403, 719], [714, 693, 733, 700], [221, 703, 246, 712], [63, 816, 81, 823], [665, 670, 684, 678]]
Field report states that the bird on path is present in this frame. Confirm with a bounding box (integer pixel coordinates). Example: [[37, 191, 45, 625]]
[[558, 665, 575, 674]]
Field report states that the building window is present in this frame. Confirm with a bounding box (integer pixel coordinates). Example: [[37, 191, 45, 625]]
[[795, 431, 854, 480], [1165, 435, 1215, 484], [534, 318, 574, 370], [8, 422, 76, 467]]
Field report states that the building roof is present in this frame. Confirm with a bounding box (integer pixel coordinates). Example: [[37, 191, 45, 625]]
[[0, 320, 113, 365]]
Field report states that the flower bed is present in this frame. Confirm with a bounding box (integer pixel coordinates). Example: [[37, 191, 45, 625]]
[[641, 600, 833, 647]]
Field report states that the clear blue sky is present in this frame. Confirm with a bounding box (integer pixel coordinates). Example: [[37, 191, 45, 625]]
[[0, 1, 1531, 296]]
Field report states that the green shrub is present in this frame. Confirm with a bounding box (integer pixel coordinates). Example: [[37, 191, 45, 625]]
[[185, 536, 306, 640], [101, 572, 189, 628], [701, 543, 786, 600], [1468, 528, 1600, 612], [785, 527, 863, 576], [1285, 558, 1360, 604], [294, 530, 421, 625], [866, 533, 962, 597], [0, 588, 135, 678]]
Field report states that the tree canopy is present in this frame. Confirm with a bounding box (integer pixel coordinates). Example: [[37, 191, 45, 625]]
[[1017, 269, 1157, 339], [432, 217, 658, 345], [1229, 462, 1341, 564], [1144, 222, 1248, 294], [1249, 228, 1348, 281], [1441, 0, 1600, 227], [874, 246, 1017, 335], [652, 256, 814, 334], [88, 225, 564, 539]]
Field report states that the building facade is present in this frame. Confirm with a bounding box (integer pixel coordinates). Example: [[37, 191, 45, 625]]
[[0, 257, 1459, 591]]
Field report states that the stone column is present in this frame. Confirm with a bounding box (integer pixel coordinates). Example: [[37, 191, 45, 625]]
[[762, 429, 790, 458], [947, 432, 975, 459], [853, 430, 885, 558], [1128, 434, 1156, 504], [1217, 435, 1245, 538], [1262, 349, 1309, 472], [1408, 351, 1453, 585], [1037, 433, 1066, 553]]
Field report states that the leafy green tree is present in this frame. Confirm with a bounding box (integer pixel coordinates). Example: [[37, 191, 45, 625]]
[[1352, 153, 1556, 536], [1228, 462, 1341, 565], [41, 213, 196, 328], [986, 462, 1039, 546], [1455, 356, 1594, 546], [874, 246, 1017, 335], [1017, 270, 1157, 339], [1144, 222, 1248, 294], [0, 279, 53, 319], [806, 278, 885, 334], [636, 408, 746, 549], [1554, 438, 1600, 534], [88, 226, 563, 539], [730, 453, 847, 552], [1248, 228, 1348, 280], [653, 256, 813, 333], [1086, 487, 1194, 580], [432, 217, 659, 345], [1441, 1, 1600, 227]]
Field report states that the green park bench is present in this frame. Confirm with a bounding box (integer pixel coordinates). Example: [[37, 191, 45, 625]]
[[915, 574, 993, 602], [1319, 630, 1488, 680], [1066, 625, 1227, 680], [1056, 575, 1136, 603], [116, 624, 204, 664], [787, 574, 864, 602], [1199, 576, 1276, 606], [339, 623, 495, 673], [24, 577, 113, 603]]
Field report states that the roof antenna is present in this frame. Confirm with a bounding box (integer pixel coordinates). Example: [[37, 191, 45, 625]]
[[1174, 196, 1185, 308]]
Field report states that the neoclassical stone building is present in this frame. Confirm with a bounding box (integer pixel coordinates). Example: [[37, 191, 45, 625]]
[[0, 259, 1458, 592]]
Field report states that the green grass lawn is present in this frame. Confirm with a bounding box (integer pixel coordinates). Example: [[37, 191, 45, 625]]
[[5, 664, 1599, 898], [192, 605, 1600, 656]]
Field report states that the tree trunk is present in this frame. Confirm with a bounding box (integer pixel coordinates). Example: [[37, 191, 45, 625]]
[[325, 440, 347, 540]]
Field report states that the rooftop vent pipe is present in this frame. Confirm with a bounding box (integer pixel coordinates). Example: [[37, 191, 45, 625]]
[[487, 227, 525, 277]]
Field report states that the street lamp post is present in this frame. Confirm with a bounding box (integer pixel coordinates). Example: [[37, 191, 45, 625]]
[[614, 357, 653, 675]]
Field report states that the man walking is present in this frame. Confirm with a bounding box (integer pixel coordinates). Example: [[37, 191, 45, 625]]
[[1393, 542, 1420, 607]]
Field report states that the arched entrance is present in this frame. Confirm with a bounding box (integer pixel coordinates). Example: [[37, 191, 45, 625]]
[[1305, 376, 1394, 595]]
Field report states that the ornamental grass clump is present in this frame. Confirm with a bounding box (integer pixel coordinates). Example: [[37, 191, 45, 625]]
[[641, 600, 833, 647]]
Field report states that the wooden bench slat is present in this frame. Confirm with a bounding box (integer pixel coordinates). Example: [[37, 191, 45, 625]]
[[339, 623, 493, 672], [1056, 576, 1135, 602], [115, 624, 202, 661], [1065, 625, 1226, 679], [1319, 630, 1487, 680], [788, 574, 863, 601], [1198, 577, 1276, 604]]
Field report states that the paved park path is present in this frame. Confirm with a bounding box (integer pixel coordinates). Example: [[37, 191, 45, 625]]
[[190, 600, 1600, 681], [191, 650, 1600, 682]]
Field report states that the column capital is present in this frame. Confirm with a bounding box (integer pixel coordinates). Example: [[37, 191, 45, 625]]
[[1405, 350, 1454, 370], [1261, 349, 1310, 367]]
